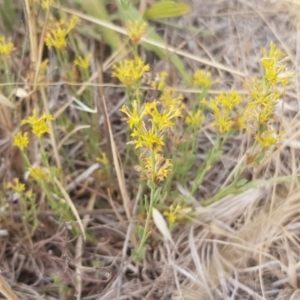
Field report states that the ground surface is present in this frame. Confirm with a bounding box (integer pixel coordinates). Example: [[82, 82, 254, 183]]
[[1, 0, 300, 299]]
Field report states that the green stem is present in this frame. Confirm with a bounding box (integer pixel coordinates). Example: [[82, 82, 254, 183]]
[[2, 57, 13, 95], [57, 49, 75, 86], [21, 150, 31, 168], [136, 184, 155, 253], [191, 134, 221, 194], [136, 150, 156, 254], [191, 130, 234, 195]]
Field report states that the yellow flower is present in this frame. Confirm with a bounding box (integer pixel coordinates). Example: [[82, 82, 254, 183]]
[[37, 0, 54, 10], [0, 36, 14, 57], [121, 97, 182, 152], [260, 42, 287, 86], [40, 58, 49, 72], [112, 56, 150, 87], [7, 178, 25, 193], [159, 89, 185, 111], [193, 70, 212, 89], [155, 157, 172, 182], [25, 189, 33, 198], [21, 110, 54, 138], [255, 130, 279, 149], [202, 91, 242, 133], [236, 114, 247, 131], [127, 20, 147, 45], [132, 128, 165, 150], [214, 91, 242, 110], [45, 28, 67, 49], [151, 71, 168, 90], [137, 153, 172, 182], [13, 132, 29, 150], [186, 110, 204, 127], [120, 100, 144, 129], [212, 113, 233, 133], [241, 43, 292, 133], [146, 100, 182, 129], [69, 16, 81, 29], [74, 53, 91, 69], [45, 16, 80, 49], [96, 153, 109, 166], [29, 166, 48, 181], [156, 107, 182, 130], [164, 204, 182, 224]]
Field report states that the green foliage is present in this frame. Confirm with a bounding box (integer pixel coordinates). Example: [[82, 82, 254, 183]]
[[144, 1, 192, 20], [1, 0, 16, 31]]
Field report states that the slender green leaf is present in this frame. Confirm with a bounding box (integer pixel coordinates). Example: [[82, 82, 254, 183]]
[[137, 225, 145, 240], [72, 0, 125, 54], [120, 0, 130, 10], [144, 195, 149, 210], [1, 0, 15, 31], [255, 153, 265, 163], [236, 179, 248, 188], [147, 180, 156, 190], [153, 187, 162, 204], [144, 1, 192, 20]]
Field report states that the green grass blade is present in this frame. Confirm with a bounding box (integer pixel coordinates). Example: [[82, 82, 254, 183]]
[[72, 0, 125, 53], [1, 0, 15, 31], [144, 1, 192, 20]]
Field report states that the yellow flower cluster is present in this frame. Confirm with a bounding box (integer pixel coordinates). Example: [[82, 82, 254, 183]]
[[127, 20, 147, 45], [29, 166, 49, 181], [202, 91, 241, 133], [201, 42, 292, 150], [14, 111, 54, 150], [135, 153, 172, 183], [13, 132, 29, 150], [151, 71, 168, 90], [260, 42, 290, 86], [21, 110, 54, 138], [163, 204, 182, 224], [37, 0, 54, 10], [255, 129, 281, 149], [45, 16, 80, 49], [186, 110, 205, 127], [193, 70, 212, 89], [238, 42, 293, 148], [0, 36, 14, 57], [112, 56, 150, 87], [121, 94, 182, 182], [121, 100, 181, 150], [241, 43, 292, 127], [7, 178, 25, 194], [74, 53, 91, 69], [159, 89, 184, 110]]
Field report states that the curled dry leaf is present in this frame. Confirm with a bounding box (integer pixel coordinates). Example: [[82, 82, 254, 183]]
[[152, 207, 174, 245]]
